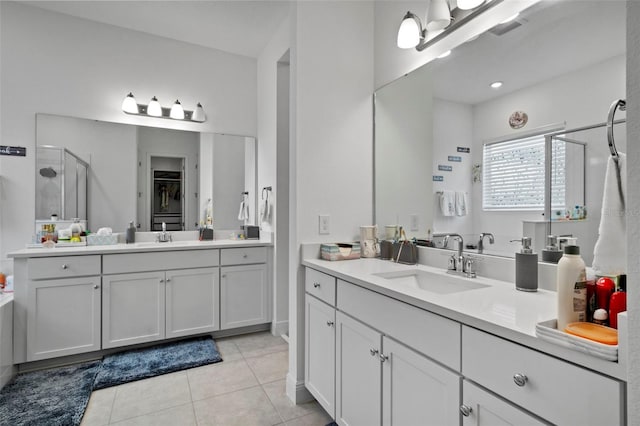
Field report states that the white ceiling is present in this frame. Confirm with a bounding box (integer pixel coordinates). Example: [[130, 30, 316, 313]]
[[26, 0, 290, 58]]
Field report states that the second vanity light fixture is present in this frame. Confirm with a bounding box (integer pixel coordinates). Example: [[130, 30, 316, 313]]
[[397, 0, 502, 51], [122, 92, 207, 123]]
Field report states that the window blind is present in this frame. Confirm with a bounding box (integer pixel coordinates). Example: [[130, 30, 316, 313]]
[[483, 134, 565, 210]]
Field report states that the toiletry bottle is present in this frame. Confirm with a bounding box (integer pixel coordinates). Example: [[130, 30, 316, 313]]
[[512, 237, 538, 292], [541, 235, 563, 263], [556, 244, 587, 330], [125, 221, 136, 244]]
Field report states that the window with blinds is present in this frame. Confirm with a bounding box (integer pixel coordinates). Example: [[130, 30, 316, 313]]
[[482, 134, 566, 210]]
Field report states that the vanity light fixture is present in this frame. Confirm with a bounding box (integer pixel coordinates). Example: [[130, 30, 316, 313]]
[[121, 93, 207, 122], [427, 0, 451, 31], [490, 81, 503, 89], [397, 11, 424, 49], [457, 0, 485, 10]]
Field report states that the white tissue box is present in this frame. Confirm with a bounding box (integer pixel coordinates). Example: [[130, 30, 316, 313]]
[[87, 234, 118, 246]]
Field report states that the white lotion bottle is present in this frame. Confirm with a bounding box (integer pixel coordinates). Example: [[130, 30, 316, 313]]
[[556, 244, 587, 330]]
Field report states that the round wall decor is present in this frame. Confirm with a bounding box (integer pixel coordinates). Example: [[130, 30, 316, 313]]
[[509, 111, 528, 129]]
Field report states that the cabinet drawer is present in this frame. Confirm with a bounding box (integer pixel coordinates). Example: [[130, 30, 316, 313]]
[[103, 249, 219, 274], [462, 326, 624, 426], [305, 268, 336, 306], [338, 280, 460, 371], [28, 255, 101, 280], [220, 247, 267, 265]]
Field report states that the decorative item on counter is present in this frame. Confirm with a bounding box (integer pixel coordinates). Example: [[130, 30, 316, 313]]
[[392, 227, 418, 265], [87, 227, 118, 246], [70, 219, 83, 243], [510, 237, 538, 292], [556, 243, 587, 330], [384, 225, 399, 241], [379, 240, 393, 260], [359, 225, 379, 258], [593, 309, 608, 326], [535, 319, 618, 362], [508, 110, 528, 129], [243, 225, 260, 240], [125, 221, 136, 244], [199, 227, 214, 241], [50, 214, 58, 221], [541, 235, 563, 263], [320, 243, 361, 261]]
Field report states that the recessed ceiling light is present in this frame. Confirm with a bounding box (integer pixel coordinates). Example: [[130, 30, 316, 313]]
[[437, 50, 452, 59], [500, 13, 519, 24], [490, 81, 503, 89]]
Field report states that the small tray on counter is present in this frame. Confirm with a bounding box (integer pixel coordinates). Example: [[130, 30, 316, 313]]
[[535, 319, 618, 362]]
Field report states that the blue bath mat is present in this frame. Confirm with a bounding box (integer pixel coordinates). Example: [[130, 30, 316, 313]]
[[93, 336, 222, 390], [0, 360, 100, 426]]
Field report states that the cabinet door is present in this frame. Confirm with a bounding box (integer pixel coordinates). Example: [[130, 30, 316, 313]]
[[166, 267, 220, 338], [305, 294, 336, 418], [27, 276, 101, 361], [102, 272, 165, 349], [461, 381, 546, 426], [220, 264, 268, 329], [336, 311, 382, 426], [382, 337, 460, 426]]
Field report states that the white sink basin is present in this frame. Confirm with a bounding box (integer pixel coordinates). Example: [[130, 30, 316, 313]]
[[373, 269, 489, 295]]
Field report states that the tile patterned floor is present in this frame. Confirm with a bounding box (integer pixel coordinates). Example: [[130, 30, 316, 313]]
[[81, 332, 331, 426]]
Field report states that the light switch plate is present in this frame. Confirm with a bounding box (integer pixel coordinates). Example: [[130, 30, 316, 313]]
[[319, 215, 330, 235], [409, 214, 419, 231]]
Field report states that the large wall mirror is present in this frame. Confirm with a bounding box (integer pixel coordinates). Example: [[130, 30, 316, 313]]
[[374, 0, 626, 265], [36, 113, 257, 234]]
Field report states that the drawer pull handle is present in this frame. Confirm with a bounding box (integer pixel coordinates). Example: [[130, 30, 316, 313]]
[[379, 353, 388, 363], [313, 282, 321, 288], [459, 405, 473, 417], [369, 348, 379, 357], [243, 254, 248, 258], [61, 264, 69, 270], [513, 373, 528, 387], [326, 321, 334, 327], [94, 285, 99, 290]]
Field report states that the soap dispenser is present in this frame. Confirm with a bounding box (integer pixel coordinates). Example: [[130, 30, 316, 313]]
[[125, 221, 136, 244], [511, 237, 538, 292], [541, 235, 563, 263]]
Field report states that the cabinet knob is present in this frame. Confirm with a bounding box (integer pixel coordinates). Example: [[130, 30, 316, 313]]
[[369, 348, 379, 357], [243, 254, 248, 258], [313, 282, 321, 288], [379, 353, 389, 363], [165, 278, 171, 283], [222, 274, 227, 278], [160, 279, 165, 283], [459, 405, 473, 417], [326, 321, 334, 327], [94, 285, 99, 289], [61, 264, 68, 270], [513, 373, 528, 387]]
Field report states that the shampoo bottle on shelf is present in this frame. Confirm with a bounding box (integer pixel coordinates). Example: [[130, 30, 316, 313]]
[[556, 244, 587, 330]]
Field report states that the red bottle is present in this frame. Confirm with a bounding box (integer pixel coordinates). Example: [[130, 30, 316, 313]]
[[596, 277, 616, 311], [609, 291, 627, 329]]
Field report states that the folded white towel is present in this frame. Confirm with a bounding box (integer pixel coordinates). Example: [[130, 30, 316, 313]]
[[455, 191, 468, 216], [439, 191, 456, 216], [592, 153, 626, 275]]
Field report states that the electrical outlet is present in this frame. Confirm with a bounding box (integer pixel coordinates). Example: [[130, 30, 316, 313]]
[[319, 215, 330, 235], [409, 214, 419, 231]]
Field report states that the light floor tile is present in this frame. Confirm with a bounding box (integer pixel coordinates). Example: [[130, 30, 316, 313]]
[[232, 331, 288, 358], [110, 403, 196, 426], [187, 358, 259, 401], [283, 410, 333, 426], [110, 371, 191, 423], [262, 379, 324, 422], [81, 387, 116, 426], [193, 385, 282, 426], [246, 350, 289, 384], [215, 338, 243, 362]]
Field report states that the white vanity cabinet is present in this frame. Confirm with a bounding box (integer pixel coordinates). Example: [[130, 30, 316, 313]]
[[102, 250, 220, 349], [26, 256, 101, 361], [220, 247, 268, 330]]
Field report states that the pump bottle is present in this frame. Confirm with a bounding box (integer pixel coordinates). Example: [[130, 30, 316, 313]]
[[556, 243, 587, 330], [512, 237, 538, 292]]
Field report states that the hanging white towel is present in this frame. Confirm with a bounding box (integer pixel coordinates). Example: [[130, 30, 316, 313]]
[[455, 191, 468, 216], [592, 153, 627, 275], [260, 197, 271, 223], [237, 200, 249, 221], [439, 191, 455, 216]]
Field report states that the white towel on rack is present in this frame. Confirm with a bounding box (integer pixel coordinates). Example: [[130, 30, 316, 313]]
[[455, 192, 468, 216], [439, 191, 455, 216], [592, 153, 627, 275], [260, 197, 271, 223], [237, 200, 249, 221]]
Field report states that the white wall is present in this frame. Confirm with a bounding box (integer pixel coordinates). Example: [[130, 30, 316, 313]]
[[626, 1, 640, 421], [211, 134, 246, 230], [471, 55, 626, 261], [0, 2, 257, 268], [287, 0, 374, 402]]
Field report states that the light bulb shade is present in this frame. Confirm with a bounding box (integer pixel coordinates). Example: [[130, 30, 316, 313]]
[[122, 92, 138, 114], [397, 12, 422, 49], [147, 96, 162, 117], [457, 0, 484, 10], [192, 103, 206, 122], [426, 0, 451, 31], [170, 100, 185, 120]]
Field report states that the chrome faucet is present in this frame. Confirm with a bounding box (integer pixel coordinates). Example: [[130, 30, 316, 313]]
[[156, 222, 172, 243], [478, 232, 495, 254], [433, 233, 465, 274]]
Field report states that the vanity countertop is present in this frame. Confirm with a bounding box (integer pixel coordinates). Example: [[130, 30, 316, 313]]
[[8, 238, 273, 258], [302, 257, 627, 380]]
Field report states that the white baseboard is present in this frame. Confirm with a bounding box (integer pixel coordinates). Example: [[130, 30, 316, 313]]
[[271, 320, 289, 338], [285, 372, 313, 404]]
